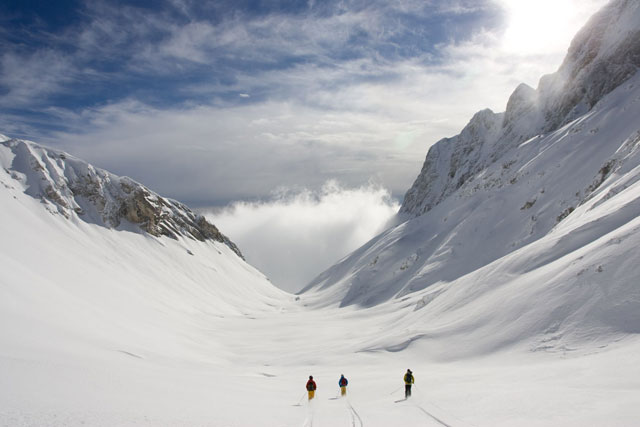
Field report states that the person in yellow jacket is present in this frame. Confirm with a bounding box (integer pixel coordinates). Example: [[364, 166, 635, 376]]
[[404, 369, 414, 398]]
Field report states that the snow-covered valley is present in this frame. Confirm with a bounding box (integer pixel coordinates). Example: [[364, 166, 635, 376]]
[[2, 119, 640, 426], [2, 0, 640, 425], [1, 169, 639, 426]]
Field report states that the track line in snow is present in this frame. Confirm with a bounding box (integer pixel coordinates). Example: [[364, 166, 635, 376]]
[[423, 399, 480, 427], [411, 387, 478, 427], [302, 407, 314, 427], [300, 398, 315, 427], [302, 414, 313, 427], [117, 350, 144, 359], [413, 404, 453, 427], [346, 400, 363, 427]]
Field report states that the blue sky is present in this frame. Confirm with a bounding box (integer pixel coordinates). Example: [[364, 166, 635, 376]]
[[1, 0, 606, 206], [1, 1, 500, 132]]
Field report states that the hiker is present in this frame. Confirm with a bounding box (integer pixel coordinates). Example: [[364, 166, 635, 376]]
[[306, 375, 317, 400], [404, 369, 414, 398], [338, 374, 348, 396]]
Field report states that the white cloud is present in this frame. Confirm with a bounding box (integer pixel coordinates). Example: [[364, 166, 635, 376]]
[[0, 50, 73, 107], [203, 181, 400, 293]]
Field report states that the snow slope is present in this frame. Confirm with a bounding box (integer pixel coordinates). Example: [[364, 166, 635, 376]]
[[0, 133, 290, 346], [304, 70, 640, 315], [0, 135, 292, 424]]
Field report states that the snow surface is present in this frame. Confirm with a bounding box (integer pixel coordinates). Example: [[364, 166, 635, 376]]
[[2, 164, 640, 426], [2, 132, 640, 426]]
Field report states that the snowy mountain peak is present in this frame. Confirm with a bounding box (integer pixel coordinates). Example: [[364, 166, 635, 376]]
[[400, 0, 640, 218], [0, 137, 243, 258], [465, 108, 500, 135], [503, 83, 537, 129], [564, 0, 640, 71], [539, 0, 640, 130]]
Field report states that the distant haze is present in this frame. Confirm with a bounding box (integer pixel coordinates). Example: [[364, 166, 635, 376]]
[[205, 182, 399, 292]]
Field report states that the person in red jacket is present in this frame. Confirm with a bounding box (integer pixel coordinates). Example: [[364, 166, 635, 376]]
[[306, 375, 317, 400]]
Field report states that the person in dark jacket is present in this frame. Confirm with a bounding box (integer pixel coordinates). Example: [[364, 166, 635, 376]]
[[338, 374, 348, 396], [404, 369, 414, 398], [306, 375, 317, 400]]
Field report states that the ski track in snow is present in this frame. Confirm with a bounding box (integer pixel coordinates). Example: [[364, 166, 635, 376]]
[[302, 413, 314, 427], [346, 400, 363, 427], [302, 401, 314, 427], [413, 404, 453, 427], [393, 397, 455, 427]]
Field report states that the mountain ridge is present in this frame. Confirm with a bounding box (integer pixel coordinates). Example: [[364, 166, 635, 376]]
[[0, 135, 243, 258], [400, 0, 640, 218]]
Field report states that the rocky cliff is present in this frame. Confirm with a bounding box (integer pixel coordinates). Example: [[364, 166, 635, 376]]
[[0, 135, 243, 258]]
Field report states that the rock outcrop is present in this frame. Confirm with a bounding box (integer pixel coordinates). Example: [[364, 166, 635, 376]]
[[1, 137, 243, 258]]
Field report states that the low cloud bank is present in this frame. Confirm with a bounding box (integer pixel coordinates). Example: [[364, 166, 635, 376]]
[[205, 181, 400, 293]]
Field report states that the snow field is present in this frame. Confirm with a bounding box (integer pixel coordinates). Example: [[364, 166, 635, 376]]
[[3, 300, 639, 426], [2, 173, 639, 426], [1, 182, 639, 427]]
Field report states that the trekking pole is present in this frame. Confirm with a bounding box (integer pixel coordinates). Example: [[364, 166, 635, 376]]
[[295, 391, 306, 406]]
